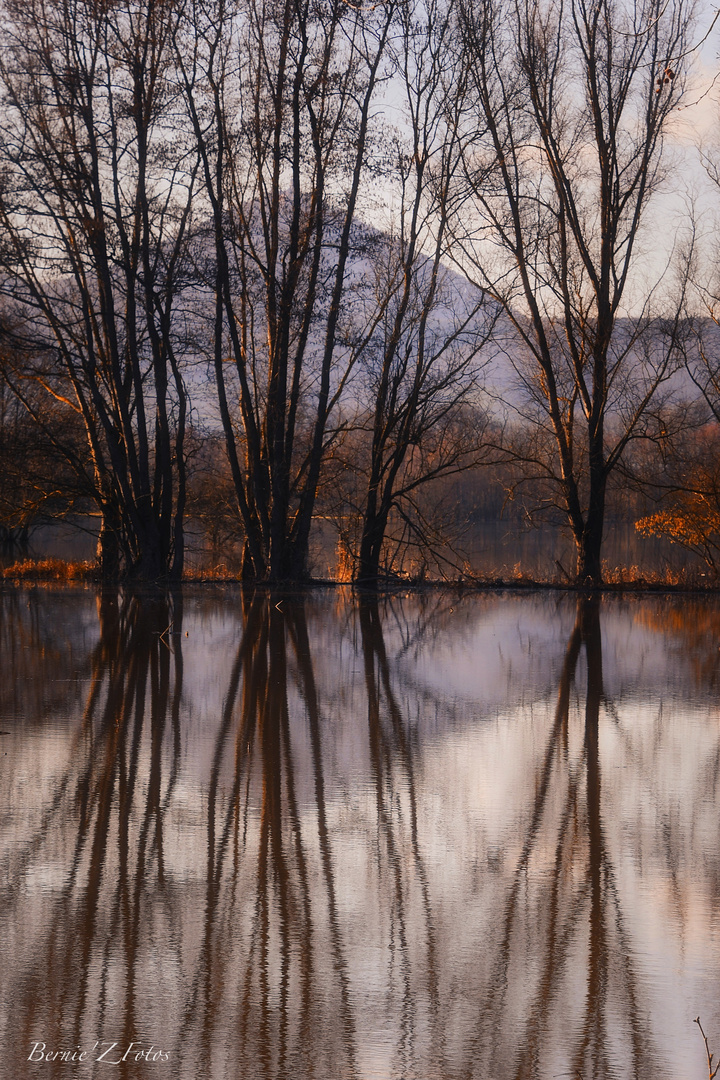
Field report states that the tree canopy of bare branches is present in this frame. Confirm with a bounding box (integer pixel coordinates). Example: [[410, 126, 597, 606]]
[[175, 0, 403, 584], [348, 0, 495, 585], [452, 0, 695, 583], [0, 0, 197, 582]]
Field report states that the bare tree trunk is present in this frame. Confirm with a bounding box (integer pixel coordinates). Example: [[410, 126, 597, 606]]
[[97, 506, 122, 587], [357, 499, 391, 587]]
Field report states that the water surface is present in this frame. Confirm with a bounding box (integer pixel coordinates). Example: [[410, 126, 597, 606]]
[[1, 587, 720, 1079]]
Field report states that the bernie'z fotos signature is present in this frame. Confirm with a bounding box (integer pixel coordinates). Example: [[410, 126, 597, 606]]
[[28, 1041, 169, 1065]]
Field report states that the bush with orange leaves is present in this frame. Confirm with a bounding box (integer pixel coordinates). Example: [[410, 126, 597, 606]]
[[636, 441, 720, 574]]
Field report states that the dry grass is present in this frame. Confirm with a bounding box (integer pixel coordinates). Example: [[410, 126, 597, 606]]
[[2, 559, 244, 585], [600, 563, 713, 589], [1, 558, 96, 582], [182, 563, 241, 582]]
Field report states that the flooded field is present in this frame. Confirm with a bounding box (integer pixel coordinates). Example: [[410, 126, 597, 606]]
[[1, 586, 720, 1079]]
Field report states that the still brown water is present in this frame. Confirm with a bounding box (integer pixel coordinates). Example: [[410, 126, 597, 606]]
[[1, 587, 720, 1080]]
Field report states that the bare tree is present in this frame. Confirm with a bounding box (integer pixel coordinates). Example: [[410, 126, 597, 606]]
[[346, 0, 494, 586], [452, 0, 694, 584], [175, 0, 399, 584], [0, 0, 197, 582]]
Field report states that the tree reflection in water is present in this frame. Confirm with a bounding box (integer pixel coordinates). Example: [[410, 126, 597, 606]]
[[186, 594, 361, 1080], [1, 589, 184, 1079], [470, 597, 654, 1080], [1, 589, 719, 1080]]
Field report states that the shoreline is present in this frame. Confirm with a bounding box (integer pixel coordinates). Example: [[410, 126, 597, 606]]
[[1, 556, 719, 595]]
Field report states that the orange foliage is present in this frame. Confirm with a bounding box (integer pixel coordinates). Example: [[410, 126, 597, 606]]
[[1, 558, 95, 582], [636, 487, 720, 573]]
